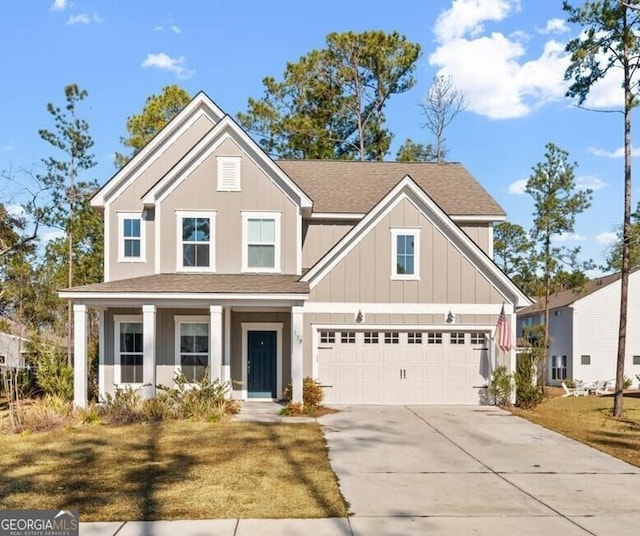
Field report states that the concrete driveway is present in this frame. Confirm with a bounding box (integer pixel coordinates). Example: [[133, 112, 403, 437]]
[[320, 406, 640, 536]]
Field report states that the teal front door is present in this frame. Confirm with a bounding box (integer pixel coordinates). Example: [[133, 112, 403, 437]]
[[247, 330, 277, 398]]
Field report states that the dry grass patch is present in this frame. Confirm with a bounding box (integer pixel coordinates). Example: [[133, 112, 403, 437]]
[[0, 420, 347, 521], [510, 392, 640, 467]]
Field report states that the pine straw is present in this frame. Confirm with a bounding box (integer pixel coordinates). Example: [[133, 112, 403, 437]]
[[0, 420, 348, 521], [509, 391, 640, 467]]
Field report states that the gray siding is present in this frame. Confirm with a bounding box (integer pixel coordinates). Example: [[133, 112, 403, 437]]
[[459, 223, 491, 255], [302, 221, 354, 269]]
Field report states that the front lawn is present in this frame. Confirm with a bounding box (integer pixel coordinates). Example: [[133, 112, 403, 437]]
[[510, 392, 640, 467], [0, 420, 347, 521]]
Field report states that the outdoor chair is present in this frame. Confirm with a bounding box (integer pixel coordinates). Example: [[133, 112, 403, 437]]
[[561, 381, 588, 397]]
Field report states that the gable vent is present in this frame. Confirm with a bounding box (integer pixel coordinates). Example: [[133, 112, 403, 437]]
[[217, 156, 241, 191]]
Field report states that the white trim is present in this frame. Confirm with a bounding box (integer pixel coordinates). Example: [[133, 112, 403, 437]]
[[488, 222, 494, 259], [73, 304, 88, 408], [59, 291, 309, 302], [98, 309, 106, 399], [309, 212, 366, 220], [301, 176, 532, 308], [291, 305, 304, 403], [113, 314, 144, 387], [241, 211, 282, 273], [117, 212, 146, 263], [91, 92, 224, 207], [210, 305, 223, 383], [155, 207, 162, 274], [174, 315, 210, 383], [312, 323, 496, 331], [451, 214, 506, 223], [217, 155, 241, 191], [104, 210, 111, 282], [142, 304, 156, 398], [223, 306, 231, 383], [241, 322, 283, 400], [303, 302, 512, 315], [175, 210, 217, 272], [390, 228, 420, 280], [296, 207, 302, 275]]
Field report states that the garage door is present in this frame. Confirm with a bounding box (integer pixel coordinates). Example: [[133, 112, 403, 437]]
[[317, 329, 490, 405]]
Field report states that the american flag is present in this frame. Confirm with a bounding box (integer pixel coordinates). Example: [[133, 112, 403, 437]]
[[496, 304, 512, 353]]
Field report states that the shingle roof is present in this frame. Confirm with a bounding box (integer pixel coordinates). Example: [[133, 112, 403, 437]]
[[62, 274, 309, 294], [277, 160, 505, 216]]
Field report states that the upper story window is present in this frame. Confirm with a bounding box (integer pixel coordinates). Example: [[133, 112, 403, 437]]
[[176, 211, 216, 272], [391, 229, 420, 280], [242, 212, 281, 272], [118, 212, 145, 262], [217, 156, 241, 191]]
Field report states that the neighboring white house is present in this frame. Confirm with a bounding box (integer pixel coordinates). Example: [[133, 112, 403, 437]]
[[517, 270, 640, 386], [0, 332, 28, 369]]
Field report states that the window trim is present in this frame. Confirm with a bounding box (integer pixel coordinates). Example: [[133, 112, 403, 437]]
[[117, 212, 145, 263], [217, 156, 241, 192], [581, 354, 591, 365], [176, 210, 216, 272], [241, 211, 281, 273], [174, 316, 210, 383], [114, 315, 144, 386], [390, 228, 420, 280]]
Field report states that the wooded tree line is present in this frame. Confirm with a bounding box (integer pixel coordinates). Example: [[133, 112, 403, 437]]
[[1, 6, 639, 413]]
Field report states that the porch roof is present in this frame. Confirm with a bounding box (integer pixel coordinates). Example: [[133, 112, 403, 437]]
[[60, 273, 309, 296]]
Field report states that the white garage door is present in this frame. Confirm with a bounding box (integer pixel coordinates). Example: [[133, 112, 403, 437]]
[[317, 329, 490, 405]]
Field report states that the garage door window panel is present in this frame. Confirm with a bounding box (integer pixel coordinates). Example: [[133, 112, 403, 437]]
[[320, 331, 335, 344], [407, 332, 422, 344], [384, 332, 399, 344], [428, 332, 442, 344], [341, 331, 356, 344], [451, 332, 465, 345], [364, 332, 379, 344]]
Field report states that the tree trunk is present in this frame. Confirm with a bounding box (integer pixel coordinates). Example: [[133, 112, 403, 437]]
[[542, 235, 551, 392]]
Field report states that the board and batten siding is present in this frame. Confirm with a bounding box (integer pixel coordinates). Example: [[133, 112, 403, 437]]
[[108, 113, 215, 282], [458, 223, 492, 256], [302, 221, 354, 270], [309, 197, 505, 305], [571, 273, 640, 385], [159, 138, 299, 274]]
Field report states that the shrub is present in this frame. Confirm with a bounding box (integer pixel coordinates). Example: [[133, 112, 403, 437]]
[[623, 376, 633, 389], [78, 404, 102, 425], [141, 396, 175, 422], [515, 349, 544, 409], [99, 386, 142, 423], [2, 395, 73, 433], [32, 343, 73, 401], [282, 376, 324, 416], [489, 365, 514, 406]]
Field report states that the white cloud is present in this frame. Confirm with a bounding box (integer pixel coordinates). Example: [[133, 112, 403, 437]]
[[588, 145, 640, 158], [67, 13, 90, 25], [6, 204, 26, 218], [551, 232, 586, 243], [430, 1, 570, 119], [507, 179, 527, 194], [154, 24, 182, 34], [575, 175, 607, 191], [50, 0, 67, 11], [170, 25, 181, 34], [141, 53, 194, 79], [538, 18, 569, 35], [154, 25, 164, 31], [596, 231, 618, 246]]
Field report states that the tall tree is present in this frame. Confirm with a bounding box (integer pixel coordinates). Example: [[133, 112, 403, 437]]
[[525, 143, 592, 387], [493, 221, 538, 296], [115, 85, 191, 167], [564, 0, 640, 416], [238, 30, 421, 160], [604, 201, 640, 269], [420, 75, 467, 162], [38, 84, 97, 361], [395, 138, 436, 161]]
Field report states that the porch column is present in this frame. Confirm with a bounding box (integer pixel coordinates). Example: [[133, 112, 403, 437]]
[[142, 305, 156, 398], [98, 309, 106, 400], [291, 305, 304, 404], [223, 306, 231, 384], [210, 305, 223, 384], [73, 303, 88, 409], [509, 307, 517, 404]]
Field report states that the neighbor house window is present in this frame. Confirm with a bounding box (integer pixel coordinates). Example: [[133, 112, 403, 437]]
[[242, 212, 281, 272], [118, 212, 145, 262], [470, 332, 485, 345], [176, 211, 216, 271], [427, 332, 442, 344], [364, 332, 379, 344], [450, 332, 465, 345], [551, 355, 567, 380], [115, 317, 143, 384], [176, 318, 209, 382], [341, 331, 356, 344], [407, 332, 422, 344], [581, 355, 591, 365], [633, 355, 640, 365], [390, 229, 420, 280], [217, 156, 241, 191], [384, 332, 399, 344], [0, 354, 5, 366], [320, 331, 335, 344]]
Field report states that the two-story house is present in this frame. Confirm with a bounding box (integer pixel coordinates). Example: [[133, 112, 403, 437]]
[[60, 92, 532, 408]]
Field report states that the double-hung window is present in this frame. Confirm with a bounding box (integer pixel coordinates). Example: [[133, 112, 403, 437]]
[[115, 316, 143, 385], [118, 212, 145, 262], [176, 211, 216, 271], [391, 229, 420, 280], [176, 317, 209, 382], [242, 212, 281, 272]]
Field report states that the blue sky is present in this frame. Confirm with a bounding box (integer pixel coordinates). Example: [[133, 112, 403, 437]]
[[0, 0, 634, 272]]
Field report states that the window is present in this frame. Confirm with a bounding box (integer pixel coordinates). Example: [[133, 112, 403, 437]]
[[242, 212, 281, 272], [118, 212, 145, 262], [177, 211, 215, 271], [217, 156, 241, 191], [553, 310, 561, 317], [176, 319, 209, 382], [551, 355, 567, 380], [407, 332, 422, 344], [320, 331, 335, 344], [341, 331, 356, 344], [115, 318, 143, 384], [470, 332, 485, 345], [427, 332, 442, 344], [581, 355, 591, 365], [0, 354, 5, 366], [391, 229, 420, 280], [384, 331, 399, 344], [633, 355, 640, 365], [364, 332, 379, 344], [450, 332, 465, 345]]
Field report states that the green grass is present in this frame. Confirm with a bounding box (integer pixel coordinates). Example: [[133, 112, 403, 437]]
[[510, 391, 640, 467], [0, 420, 348, 521]]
